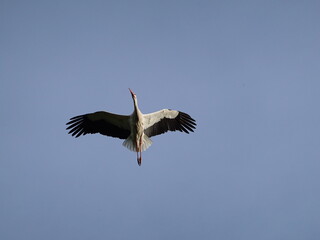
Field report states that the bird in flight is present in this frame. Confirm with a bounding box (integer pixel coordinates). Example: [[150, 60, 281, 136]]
[[66, 89, 196, 166]]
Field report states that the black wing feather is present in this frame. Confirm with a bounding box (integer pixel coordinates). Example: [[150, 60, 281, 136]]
[[66, 113, 130, 139]]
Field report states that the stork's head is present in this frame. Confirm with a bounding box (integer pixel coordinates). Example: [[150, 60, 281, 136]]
[[129, 88, 136, 100], [129, 88, 139, 110]]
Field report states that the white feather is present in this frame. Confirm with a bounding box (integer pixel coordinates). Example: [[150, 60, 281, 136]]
[[122, 134, 153, 152]]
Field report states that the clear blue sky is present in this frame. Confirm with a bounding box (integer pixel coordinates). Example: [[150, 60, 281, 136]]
[[1, 1, 320, 239]]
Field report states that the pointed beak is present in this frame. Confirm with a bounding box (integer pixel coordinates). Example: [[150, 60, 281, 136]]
[[129, 88, 135, 97]]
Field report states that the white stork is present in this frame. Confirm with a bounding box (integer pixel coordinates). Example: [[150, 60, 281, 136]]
[[66, 89, 196, 166]]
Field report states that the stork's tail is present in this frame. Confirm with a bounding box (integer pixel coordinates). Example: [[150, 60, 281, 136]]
[[122, 134, 153, 152]]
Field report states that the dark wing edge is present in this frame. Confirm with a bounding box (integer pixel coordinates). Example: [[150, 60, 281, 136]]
[[66, 112, 131, 139], [144, 111, 196, 137]]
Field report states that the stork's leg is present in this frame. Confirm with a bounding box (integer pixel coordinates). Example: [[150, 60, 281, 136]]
[[140, 137, 143, 165], [137, 153, 141, 166], [136, 140, 142, 166], [137, 152, 141, 166], [136, 137, 142, 166]]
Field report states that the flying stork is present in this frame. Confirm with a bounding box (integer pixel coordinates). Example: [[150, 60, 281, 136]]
[[66, 89, 196, 166]]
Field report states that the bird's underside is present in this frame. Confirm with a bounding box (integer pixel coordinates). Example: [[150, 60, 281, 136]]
[[66, 89, 196, 166]]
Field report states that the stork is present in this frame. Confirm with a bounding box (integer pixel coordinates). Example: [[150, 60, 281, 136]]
[[66, 89, 196, 166]]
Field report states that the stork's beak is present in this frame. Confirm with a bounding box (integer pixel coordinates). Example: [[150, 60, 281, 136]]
[[129, 88, 135, 97]]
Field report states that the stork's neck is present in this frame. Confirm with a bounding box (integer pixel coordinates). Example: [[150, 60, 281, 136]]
[[132, 98, 142, 118]]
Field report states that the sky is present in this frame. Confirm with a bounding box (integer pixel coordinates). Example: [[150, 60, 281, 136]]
[[1, 0, 320, 239]]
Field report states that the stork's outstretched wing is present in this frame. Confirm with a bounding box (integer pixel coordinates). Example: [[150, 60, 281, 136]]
[[143, 109, 196, 137], [66, 111, 131, 139]]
